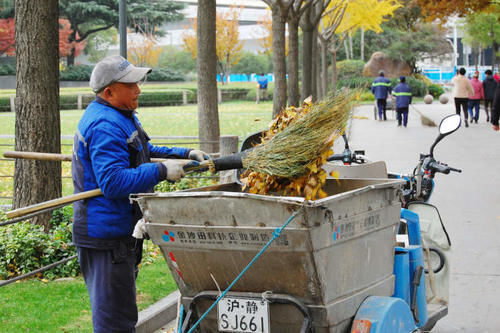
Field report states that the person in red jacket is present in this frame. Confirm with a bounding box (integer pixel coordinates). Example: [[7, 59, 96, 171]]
[[493, 72, 500, 83], [468, 71, 484, 123]]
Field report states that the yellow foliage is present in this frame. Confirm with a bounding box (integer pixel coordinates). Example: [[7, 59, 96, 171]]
[[181, 6, 245, 70], [320, 0, 401, 37], [256, 9, 288, 56], [127, 32, 161, 67], [241, 99, 342, 201]]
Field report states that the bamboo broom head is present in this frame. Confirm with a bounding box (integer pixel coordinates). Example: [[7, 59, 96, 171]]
[[241, 89, 358, 178]]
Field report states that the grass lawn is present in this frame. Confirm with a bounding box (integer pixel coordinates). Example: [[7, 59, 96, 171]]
[[0, 99, 274, 204], [0, 253, 177, 332]]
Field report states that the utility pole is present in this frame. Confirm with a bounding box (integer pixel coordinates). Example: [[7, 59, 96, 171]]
[[119, 0, 127, 58]]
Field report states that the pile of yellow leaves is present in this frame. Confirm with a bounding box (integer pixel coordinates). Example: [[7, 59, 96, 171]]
[[240, 98, 339, 200]]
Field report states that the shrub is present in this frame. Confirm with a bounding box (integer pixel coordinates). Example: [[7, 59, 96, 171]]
[[60, 65, 94, 81], [155, 171, 217, 193], [60, 93, 94, 110], [337, 60, 365, 81], [158, 46, 196, 74], [0, 207, 79, 280], [337, 77, 373, 90], [428, 83, 444, 98], [147, 68, 185, 82], [138, 90, 196, 106], [231, 52, 272, 76], [0, 63, 15, 75], [358, 91, 375, 101], [0, 96, 10, 112], [219, 88, 250, 102], [405, 77, 428, 97]]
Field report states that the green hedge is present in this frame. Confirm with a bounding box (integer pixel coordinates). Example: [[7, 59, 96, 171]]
[[337, 60, 365, 81], [0, 96, 10, 112], [60, 65, 94, 81], [337, 76, 428, 97], [59, 64, 185, 82], [0, 207, 79, 280], [0, 63, 15, 75], [428, 83, 444, 98], [0, 88, 256, 111]]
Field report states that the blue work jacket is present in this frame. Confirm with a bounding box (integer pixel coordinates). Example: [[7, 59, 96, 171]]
[[257, 76, 268, 89], [393, 83, 412, 108], [372, 76, 392, 99], [72, 98, 190, 248]]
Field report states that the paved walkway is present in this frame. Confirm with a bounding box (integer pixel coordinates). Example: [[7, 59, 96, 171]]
[[349, 102, 500, 332], [148, 101, 500, 332]]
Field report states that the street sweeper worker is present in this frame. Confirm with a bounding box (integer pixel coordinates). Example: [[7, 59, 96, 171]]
[[71, 55, 210, 333], [372, 70, 392, 121]]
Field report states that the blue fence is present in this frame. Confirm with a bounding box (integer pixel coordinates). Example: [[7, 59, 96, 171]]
[[422, 66, 499, 83], [216, 73, 273, 83]]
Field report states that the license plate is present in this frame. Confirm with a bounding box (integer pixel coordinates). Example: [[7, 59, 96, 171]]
[[217, 296, 270, 333]]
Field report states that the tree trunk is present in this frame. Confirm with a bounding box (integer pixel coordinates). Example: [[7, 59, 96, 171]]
[[349, 33, 353, 60], [343, 38, 349, 59], [331, 49, 338, 92], [197, 0, 220, 153], [315, 33, 322, 100], [320, 37, 328, 98], [300, 6, 314, 101], [288, 19, 300, 107], [270, 6, 287, 118], [360, 28, 365, 61], [14, 0, 61, 231], [311, 29, 318, 101]]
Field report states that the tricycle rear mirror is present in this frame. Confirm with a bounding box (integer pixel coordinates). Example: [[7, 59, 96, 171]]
[[439, 114, 461, 135], [430, 114, 461, 157]]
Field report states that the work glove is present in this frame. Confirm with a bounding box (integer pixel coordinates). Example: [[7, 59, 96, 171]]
[[162, 159, 200, 181], [188, 149, 210, 162]]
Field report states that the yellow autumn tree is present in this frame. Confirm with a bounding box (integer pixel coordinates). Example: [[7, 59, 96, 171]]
[[256, 9, 288, 57], [127, 30, 162, 67], [340, 0, 401, 60], [318, 0, 401, 94], [182, 5, 245, 84]]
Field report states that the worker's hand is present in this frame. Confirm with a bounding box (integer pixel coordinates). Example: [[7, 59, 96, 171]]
[[188, 149, 210, 162], [162, 160, 200, 181]]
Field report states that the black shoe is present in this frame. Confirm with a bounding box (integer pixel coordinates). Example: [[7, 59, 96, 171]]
[[465, 119, 469, 127]]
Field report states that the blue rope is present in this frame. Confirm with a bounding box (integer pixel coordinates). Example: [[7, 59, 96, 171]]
[[186, 207, 303, 333], [178, 304, 184, 333]]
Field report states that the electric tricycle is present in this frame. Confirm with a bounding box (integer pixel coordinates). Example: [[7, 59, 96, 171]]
[[131, 114, 461, 332]]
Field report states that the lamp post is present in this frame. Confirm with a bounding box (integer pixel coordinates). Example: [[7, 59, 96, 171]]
[[119, 0, 127, 58]]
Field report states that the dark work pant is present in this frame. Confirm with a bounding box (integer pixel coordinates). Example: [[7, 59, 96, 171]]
[[454, 98, 469, 120], [376, 98, 387, 120], [396, 107, 409, 127], [77, 240, 143, 333], [485, 99, 493, 120]]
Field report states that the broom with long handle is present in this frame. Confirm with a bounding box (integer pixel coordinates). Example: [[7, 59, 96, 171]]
[[4, 90, 356, 219]]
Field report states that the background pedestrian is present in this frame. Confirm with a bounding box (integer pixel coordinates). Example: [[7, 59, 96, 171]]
[[393, 76, 412, 127]]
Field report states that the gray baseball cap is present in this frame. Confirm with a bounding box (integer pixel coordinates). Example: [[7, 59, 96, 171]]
[[90, 55, 152, 93]]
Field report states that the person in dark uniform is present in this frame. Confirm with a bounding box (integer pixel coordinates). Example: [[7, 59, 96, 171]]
[[372, 70, 392, 121], [483, 70, 497, 122], [72, 55, 209, 332], [393, 76, 412, 127]]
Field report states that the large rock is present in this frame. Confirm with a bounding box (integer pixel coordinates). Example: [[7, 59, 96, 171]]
[[363, 52, 412, 78]]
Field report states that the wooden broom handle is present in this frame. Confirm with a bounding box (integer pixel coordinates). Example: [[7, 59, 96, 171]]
[[3, 150, 165, 163], [6, 188, 103, 219]]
